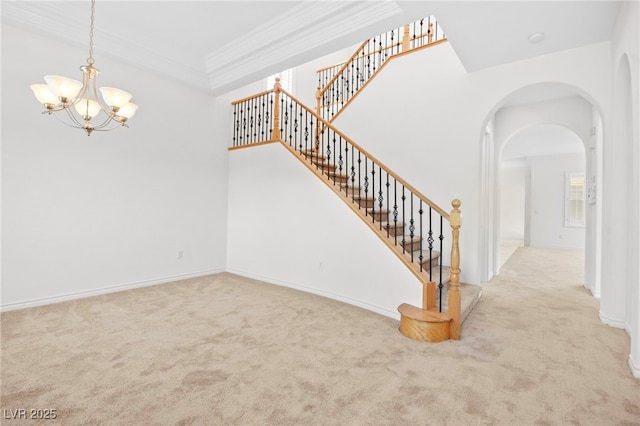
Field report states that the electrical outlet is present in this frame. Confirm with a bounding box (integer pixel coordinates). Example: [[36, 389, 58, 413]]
[[177, 250, 183, 259]]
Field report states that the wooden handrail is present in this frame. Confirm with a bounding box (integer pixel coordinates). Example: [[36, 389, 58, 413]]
[[281, 88, 450, 220], [315, 39, 368, 75], [315, 29, 435, 74], [321, 38, 448, 124], [229, 72, 450, 218], [317, 39, 370, 99]]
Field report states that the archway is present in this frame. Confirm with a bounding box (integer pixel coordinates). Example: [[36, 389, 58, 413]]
[[498, 124, 586, 267], [600, 55, 637, 337], [478, 83, 603, 290]]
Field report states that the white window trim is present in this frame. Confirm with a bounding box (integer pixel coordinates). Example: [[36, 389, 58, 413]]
[[565, 171, 585, 228], [265, 69, 294, 93]]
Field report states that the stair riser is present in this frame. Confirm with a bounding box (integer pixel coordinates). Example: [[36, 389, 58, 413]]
[[421, 258, 440, 269], [400, 239, 423, 252], [329, 174, 350, 184], [314, 163, 338, 171], [367, 210, 389, 221], [301, 151, 327, 162], [356, 199, 376, 208], [381, 225, 405, 237], [340, 185, 362, 194]]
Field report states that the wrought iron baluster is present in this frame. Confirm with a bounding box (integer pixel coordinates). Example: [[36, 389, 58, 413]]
[[338, 136, 344, 177], [232, 104, 238, 146], [308, 112, 313, 154], [292, 99, 297, 147], [378, 167, 383, 229], [326, 132, 332, 168], [240, 103, 246, 145], [301, 107, 307, 152], [439, 215, 444, 312], [370, 163, 375, 220], [419, 201, 424, 272], [363, 157, 369, 214], [386, 174, 390, 237], [428, 207, 434, 278], [409, 194, 415, 262], [331, 134, 336, 180], [393, 180, 398, 245], [251, 98, 257, 143], [357, 151, 362, 207], [344, 144, 350, 195], [258, 95, 264, 141], [401, 186, 406, 253]]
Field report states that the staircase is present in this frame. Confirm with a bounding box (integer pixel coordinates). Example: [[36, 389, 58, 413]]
[[300, 146, 481, 340], [316, 16, 447, 122], [229, 17, 481, 342]]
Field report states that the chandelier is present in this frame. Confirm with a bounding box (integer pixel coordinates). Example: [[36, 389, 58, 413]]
[[30, 0, 138, 136]]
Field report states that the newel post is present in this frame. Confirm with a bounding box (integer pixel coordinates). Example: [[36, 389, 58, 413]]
[[448, 199, 462, 339], [272, 77, 282, 140], [402, 24, 410, 52], [315, 86, 322, 118]]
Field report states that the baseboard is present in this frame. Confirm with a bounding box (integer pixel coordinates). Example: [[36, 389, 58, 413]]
[[583, 283, 600, 299], [0, 268, 226, 312], [226, 268, 401, 320], [629, 354, 640, 378], [599, 311, 626, 329]]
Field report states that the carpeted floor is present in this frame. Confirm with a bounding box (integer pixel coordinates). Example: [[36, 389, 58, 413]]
[[1, 247, 639, 425]]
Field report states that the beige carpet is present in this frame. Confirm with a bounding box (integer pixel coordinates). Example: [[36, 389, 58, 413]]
[[1, 247, 639, 425]]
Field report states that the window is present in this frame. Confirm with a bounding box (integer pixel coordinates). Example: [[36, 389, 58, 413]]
[[265, 69, 293, 93], [565, 172, 585, 227]]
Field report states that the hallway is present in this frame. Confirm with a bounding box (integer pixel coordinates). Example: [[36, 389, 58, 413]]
[[461, 245, 639, 422]]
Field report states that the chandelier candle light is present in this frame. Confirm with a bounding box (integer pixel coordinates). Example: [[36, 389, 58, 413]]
[[30, 0, 138, 136]]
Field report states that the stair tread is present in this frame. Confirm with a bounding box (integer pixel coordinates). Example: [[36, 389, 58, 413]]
[[436, 283, 482, 324], [400, 283, 481, 325], [417, 250, 441, 260]]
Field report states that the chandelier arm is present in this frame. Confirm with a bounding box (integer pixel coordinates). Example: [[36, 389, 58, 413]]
[[64, 107, 88, 128], [45, 108, 84, 129], [71, 69, 92, 105], [91, 122, 129, 132], [89, 71, 118, 120], [91, 114, 120, 131]]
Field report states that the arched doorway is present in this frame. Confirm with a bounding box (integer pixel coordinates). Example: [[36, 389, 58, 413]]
[[499, 124, 586, 266], [478, 83, 603, 293]]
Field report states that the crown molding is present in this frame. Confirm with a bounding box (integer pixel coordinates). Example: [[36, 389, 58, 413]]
[[2, 1, 208, 90], [3, 1, 404, 93], [204, 1, 403, 92]]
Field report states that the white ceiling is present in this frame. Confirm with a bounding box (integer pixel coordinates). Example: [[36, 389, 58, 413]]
[[430, 1, 621, 72], [2, 1, 622, 95]]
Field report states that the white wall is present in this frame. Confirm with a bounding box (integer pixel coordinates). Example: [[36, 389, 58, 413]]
[[606, 0, 640, 377], [227, 142, 421, 319], [332, 40, 611, 285], [529, 154, 585, 249], [500, 161, 527, 240], [1, 25, 229, 309]]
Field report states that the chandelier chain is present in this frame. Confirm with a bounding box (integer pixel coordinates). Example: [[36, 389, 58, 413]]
[[87, 0, 96, 65]]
